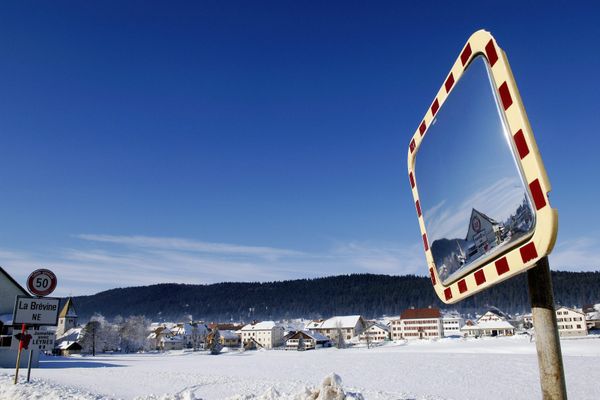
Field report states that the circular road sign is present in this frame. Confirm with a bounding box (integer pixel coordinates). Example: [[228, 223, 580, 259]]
[[27, 269, 57, 296]]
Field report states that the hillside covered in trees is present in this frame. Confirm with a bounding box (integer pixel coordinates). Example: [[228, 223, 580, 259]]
[[72, 271, 600, 322]]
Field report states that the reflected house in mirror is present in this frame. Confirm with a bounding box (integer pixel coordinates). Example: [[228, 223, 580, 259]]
[[433, 197, 534, 282], [407, 30, 557, 303]]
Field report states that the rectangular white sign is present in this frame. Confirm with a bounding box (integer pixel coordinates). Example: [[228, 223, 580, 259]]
[[29, 331, 56, 351], [12, 296, 60, 326]]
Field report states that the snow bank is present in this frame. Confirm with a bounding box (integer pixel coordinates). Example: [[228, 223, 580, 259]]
[[1, 372, 365, 400], [226, 373, 364, 400], [0, 373, 104, 400]]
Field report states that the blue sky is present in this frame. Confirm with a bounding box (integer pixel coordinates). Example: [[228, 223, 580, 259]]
[[0, 2, 599, 296]]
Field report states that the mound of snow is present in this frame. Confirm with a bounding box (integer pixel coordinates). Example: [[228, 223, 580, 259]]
[[0, 373, 104, 400], [226, 373, 364, 400], [136, 390, 199, 400]]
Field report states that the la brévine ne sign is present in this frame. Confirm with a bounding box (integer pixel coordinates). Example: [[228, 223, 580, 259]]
[[13, 296, 60, 326]]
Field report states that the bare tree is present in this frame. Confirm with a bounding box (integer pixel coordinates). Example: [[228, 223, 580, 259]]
[[119, 315, 150, 353], [81, 320, 101, 356], [364, 324, 372, 349]]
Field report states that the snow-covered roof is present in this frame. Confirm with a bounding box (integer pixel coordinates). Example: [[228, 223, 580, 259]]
[[313, 315, 363, 330], [287, 330, 331, 342], [586, 311, 600, 321], [172, 322, 196, 335], [0, 313, 13, 324], [56, 341, 81, 350], [305, 320, 323, 330], [484, 307, 511, 320], [241, 321, 281, 331], [219, 330, 240, 340], [56, 327, 83, 343], [367, 322, 390, 332]]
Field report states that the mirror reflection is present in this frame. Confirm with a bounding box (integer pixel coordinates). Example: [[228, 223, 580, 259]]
[[416, 56, 535, 284]]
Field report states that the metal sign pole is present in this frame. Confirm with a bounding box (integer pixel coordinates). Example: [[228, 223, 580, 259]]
[[13, 323, 26, 385], [26, 349, 33, 382], [527, 256, 568, 400]]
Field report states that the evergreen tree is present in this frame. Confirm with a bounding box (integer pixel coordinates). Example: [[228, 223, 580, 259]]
[[209, 329, 223, 355]]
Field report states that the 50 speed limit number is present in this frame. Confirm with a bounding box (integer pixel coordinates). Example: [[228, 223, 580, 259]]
[[27, 269, 57, 297]]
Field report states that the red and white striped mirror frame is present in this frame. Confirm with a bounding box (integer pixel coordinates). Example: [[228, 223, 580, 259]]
[[407, 30, 558, 304]]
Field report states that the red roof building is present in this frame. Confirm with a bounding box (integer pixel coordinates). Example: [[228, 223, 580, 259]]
[[391, 307, 443, 340]]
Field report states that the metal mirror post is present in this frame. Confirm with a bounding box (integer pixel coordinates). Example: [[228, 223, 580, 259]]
[[410, 34, 567, 400]]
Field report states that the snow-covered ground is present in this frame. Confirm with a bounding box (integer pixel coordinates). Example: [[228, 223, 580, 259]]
[[1, 335, 599, 399]]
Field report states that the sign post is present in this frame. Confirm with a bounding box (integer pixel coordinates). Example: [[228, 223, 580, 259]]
[[13, 324, 26, 385], [13, 268, 59, 385], [26, 349, 33, 383], [527, 257, 567, 398]]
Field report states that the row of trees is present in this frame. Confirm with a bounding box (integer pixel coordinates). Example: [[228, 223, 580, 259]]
[[80, 314, 150, 356]]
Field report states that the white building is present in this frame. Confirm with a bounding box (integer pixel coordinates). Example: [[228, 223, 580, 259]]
[[306, 315, 367, 343], [391, 308, 443, 340], [584, 304, 600, 330], [556, 306, 587, 337], [460, 308, 515, 337], [359, 322, 390, 343], [442, 312, 465, 337], [285, 331, 331, 350], [56, 298, 78, 338], [240, 321, 284, 349], [0, 267, 40, 368], [171, 322, 209, 348], [477, 308, 511, 323]]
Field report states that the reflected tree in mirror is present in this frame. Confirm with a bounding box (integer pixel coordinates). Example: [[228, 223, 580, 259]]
[[416, 55, 535, 284]]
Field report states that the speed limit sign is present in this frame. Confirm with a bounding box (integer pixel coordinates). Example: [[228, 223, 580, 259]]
[[26, 269, 57, 297]]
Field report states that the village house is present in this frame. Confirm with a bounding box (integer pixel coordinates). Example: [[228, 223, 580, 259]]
[[464, 209, 504, 262], [219, 330, 241, 347], [555, 306, 587, 337], [55, 341, 83, 356], [583, 304, 600, 331], [171, 322, 209, 349], [285, 330, 331, 350], [460, 308, 515, 337], [390, 307, 443, 340], [0, 267, 40, 368], [206, 329, 241, 348], [359, 322, 390, 343], [442, 312, 465, 337], [521, 313, 533, 329], [161, 335, 184, 351], [306, 315, 367, 343], [240, 321, 284, 349], [147, 325, 175, 351], [477, 308, 511, 323]]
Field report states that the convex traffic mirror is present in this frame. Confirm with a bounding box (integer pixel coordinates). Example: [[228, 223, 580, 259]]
[[407, 30, 558, 303]]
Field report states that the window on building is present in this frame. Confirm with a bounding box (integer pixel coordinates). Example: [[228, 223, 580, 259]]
[[0, 323, 12, 348]]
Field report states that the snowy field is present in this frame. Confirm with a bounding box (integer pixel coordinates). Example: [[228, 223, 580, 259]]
[[1, 335, 599, 400]]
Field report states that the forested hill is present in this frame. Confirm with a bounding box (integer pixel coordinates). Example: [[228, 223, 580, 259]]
[[72, 271, 600, 322]]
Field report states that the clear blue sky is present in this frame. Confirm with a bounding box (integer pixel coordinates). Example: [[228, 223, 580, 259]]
[[1, 1, 598, 295]]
